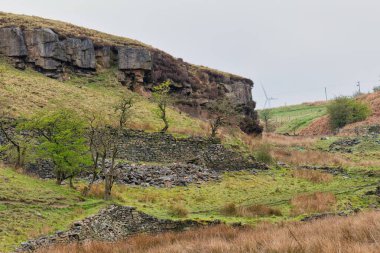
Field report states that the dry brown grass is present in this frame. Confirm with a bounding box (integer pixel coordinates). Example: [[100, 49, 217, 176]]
[[168, 203, 189, 218], [221, 203, 282, 217], [137, 192, 160, 203], [290, 192, 337, 216], [274, 148, 347, 166], [27, 225, 53, 239], [78, 183, 124, 201], [262, 133, 318, 148], [37, 211, 380, 253], [292, 169, 333, 183]]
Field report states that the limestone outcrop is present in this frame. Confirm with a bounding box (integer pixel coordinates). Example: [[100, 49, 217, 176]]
[[0, 19, 262, 134], [117, 46, 153, 86], [0, 27, 27, 57]]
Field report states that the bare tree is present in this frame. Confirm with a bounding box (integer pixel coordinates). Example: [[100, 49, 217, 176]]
[[207, 98, 235, 138], [98, 126, 119, 201], [114, 95, 135, 129], [260, 109, 272, 132], [83, 114, 101, 196], [152, 80, 172, 132], [85, 95, 135, 199], [0, 114, 29, 168]]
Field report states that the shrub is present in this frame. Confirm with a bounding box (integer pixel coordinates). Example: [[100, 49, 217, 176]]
[[254, 143, 273, 164], [373, 86, 380, 92], [327, 97, 371, 130]]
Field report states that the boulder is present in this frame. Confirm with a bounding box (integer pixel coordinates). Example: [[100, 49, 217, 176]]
[[0, 27, 27, 57], [64, 38, 96, 69]]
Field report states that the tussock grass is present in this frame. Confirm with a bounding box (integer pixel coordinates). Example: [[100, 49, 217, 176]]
[[37, 211, 380, 253], [221, 203, 282, 217], [291, 192, 336, 216], [292, 169, 333, 183], [168, 203, 189, 218], [78, 183, 125, 201]]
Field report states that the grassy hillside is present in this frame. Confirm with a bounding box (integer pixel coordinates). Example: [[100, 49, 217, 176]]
[[300, 92, 380, 136], [259, 103, 327, 134], [118, 168, 378, 223], [1, 161, 378, 252], [0, 59, 210, 137], [0, 165, 106, 252]]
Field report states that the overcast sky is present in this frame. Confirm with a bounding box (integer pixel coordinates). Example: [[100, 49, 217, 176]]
[[2, 0, 380, 108]]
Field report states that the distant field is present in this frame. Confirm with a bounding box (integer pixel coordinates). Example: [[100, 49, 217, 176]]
[[259, 103, 328, 134]]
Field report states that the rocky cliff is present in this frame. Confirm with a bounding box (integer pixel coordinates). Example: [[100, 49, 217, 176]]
[[0, 12, 261, 134]]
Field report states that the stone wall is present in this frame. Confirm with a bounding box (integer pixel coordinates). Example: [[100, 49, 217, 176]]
[[117, 130, 263, 172], [17, 205, 221, 252]]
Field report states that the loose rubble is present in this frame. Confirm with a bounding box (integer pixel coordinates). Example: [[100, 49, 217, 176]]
[[17, 205, 220, 252], [113, 163, 220, 187]]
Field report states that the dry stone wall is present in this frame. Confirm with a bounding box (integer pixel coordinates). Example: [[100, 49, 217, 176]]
[[116, 130, 262, 172], [17, 205, 221, 252]]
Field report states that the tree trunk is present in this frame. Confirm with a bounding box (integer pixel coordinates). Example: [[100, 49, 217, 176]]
[[69, 176, 75, 189], [15, 145, 21, 168], [104, 175, 112, 200], [161, 110, 169, 132], [56, 174, 64, 185], [83, 153, 99, 196]]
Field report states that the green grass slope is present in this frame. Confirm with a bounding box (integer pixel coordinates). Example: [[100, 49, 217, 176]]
[[260, 103, 327, 134], [0, 165, 106, 252], [0, 59, 209, 137], [1, 163, 378, 252], [119, 168, 378, 223]]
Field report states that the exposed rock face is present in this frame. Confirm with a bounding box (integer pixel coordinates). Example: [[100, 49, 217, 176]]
[[17, 205, 220, 252], [0, 25, 262, 134], [64, 37, 96, 69], [24, 28, 66, 74], [95, 46, 111, 68], [118, 46, 152, 70], [117, 46, 152, 86], [0, 27, 27, 57]]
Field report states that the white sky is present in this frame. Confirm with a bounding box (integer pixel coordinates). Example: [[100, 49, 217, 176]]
[[2, 0, 380, 108]]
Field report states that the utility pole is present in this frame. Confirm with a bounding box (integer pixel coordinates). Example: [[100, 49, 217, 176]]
[[324, 87, 328, 101], [357, 81, 361, 93]]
